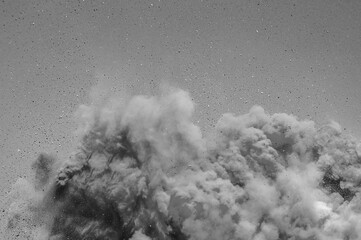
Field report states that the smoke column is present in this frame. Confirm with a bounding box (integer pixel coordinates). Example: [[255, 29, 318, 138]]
[[3, 87, 361, 240]]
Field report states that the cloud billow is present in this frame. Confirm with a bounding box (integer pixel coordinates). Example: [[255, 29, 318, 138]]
[[4, 88, 361, 240]]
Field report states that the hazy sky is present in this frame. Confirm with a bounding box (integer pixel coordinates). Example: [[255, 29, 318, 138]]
[[1, 0, 361, 200]]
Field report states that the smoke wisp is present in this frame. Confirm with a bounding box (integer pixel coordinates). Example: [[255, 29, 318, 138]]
[[3, 88, 361, 240]]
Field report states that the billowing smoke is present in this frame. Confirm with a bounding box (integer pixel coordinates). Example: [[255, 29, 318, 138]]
[[3, 88, 361, 240]]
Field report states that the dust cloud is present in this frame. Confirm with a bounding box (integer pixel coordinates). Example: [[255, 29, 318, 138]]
[[2, 87, 361, 240]]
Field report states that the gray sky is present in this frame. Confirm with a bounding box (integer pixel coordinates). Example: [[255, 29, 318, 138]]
[[1, 0, 361, 199]]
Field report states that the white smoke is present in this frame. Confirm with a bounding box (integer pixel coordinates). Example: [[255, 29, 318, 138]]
[[3, 87, 361, 240]]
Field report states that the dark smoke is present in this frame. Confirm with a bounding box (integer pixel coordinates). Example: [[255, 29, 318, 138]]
[[3, 88, 361, 240]]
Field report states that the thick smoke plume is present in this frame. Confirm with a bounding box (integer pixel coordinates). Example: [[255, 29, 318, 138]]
[[3, 88, 361, 240]]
